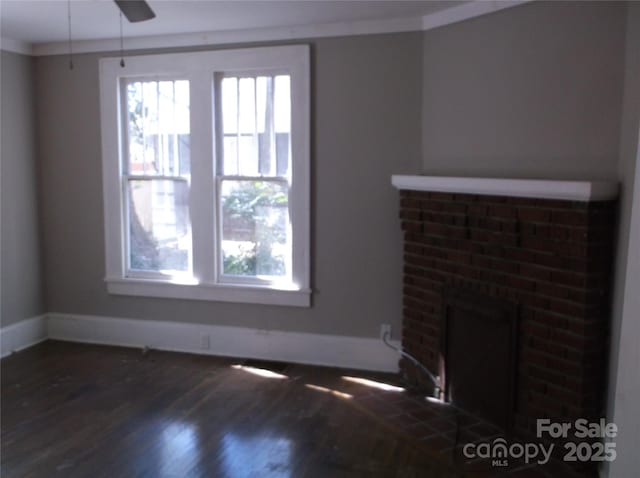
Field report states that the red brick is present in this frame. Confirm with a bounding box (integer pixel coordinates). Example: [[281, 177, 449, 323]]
[[548, 328, 596, 350], [518, 208, 551, 223], [504, 247, 536, 263], [404, 255, 430, 270], [467, 204, 487, 216], [489, 204, 517, 218], [520, 236, 550, 252], [520, 293, 549, 308], [536, 282, 571, 300], [445, 250, 471, 264], [519, 264, 552, 281], [556, 242, 589, 259], [482, 195, 509, 204], [404, 243, 422, 255], [400, 210, 422, 221], [507, 275, 536, 291], [551, 270, 587, 288], [420, 201, 444, 212], [421, 212, 453, 225], [507, 197, 539, 207], [548, 226, 570, 241], [492, 258, 519, 273], [551, 210, 588, 226], [530, 310, 569, 329], [401, 221, 422, 233], [400, 198, 421, 209], [428, 192, 454, 201], [548, 299, 586, 317], [441, 202, 467, 214], [479, 268, 507, 284], [522, 321, 550, 340]]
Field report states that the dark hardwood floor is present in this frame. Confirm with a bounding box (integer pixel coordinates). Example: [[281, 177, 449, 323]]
[[1, 341, 457, 478]]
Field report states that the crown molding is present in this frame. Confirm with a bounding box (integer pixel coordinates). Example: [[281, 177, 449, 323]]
[[8, 0, 531, 57], [422, 0, 532, 31], [32, 15, 422, 56]]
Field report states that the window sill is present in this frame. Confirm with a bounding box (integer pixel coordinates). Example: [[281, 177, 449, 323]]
[[105, 277, 311, 307]]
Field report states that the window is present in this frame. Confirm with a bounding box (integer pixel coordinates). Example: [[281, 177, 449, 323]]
[[99, 46, 310, 306]]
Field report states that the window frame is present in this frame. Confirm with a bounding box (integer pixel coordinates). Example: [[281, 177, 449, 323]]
[[99, 46, 310, 307]]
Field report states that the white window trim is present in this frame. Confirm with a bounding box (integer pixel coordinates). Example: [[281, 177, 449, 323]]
[[99, 46, 310, 307]]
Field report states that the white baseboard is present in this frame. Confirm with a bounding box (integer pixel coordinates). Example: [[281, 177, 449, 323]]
[[0, 315, 48, 358], [47, 313, 401, 373]]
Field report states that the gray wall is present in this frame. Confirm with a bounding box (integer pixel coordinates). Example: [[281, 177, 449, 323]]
[[607, 3, 640, 476], [35, 33, 422, 338], [421, 1, 625, 179], [1, 50, 44, 327]]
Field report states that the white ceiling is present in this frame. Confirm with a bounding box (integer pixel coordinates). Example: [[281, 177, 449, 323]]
[[0, 0, 466, 45]]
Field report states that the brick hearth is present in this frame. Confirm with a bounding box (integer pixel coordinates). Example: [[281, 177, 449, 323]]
[[395, 183, 617, 441]]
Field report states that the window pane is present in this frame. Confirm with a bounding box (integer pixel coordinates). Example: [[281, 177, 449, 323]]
[[223, 136, 238, 175], [221, 77, 238, 135], [221, 75, 290, 177], [238, 78, 256, 134], [126, 80, 190, 176], [220, 180, 290, 279], [274, 76, 290, 134], [128, 179, 191, 273]]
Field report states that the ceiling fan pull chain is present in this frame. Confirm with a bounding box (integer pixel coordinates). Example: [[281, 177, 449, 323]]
[[67, 0, 73, 70], [119, 11, 125, 68]]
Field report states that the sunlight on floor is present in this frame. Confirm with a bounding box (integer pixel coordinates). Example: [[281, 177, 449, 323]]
[[305, 384, 353, 400], [159, 421, 200, 477], [231, 364, 288, 379], [342, 376, 405, 392], [425, 396, 447, 405], [221, 433, 292, 478]]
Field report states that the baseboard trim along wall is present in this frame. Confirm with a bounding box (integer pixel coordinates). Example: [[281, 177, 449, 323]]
[[0, 315, 48, 358], [28, 313, 400, 373]]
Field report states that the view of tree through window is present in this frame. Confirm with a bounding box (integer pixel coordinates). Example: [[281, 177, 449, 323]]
[[220, 75, 292, 280], [126, 80, 191, 274]]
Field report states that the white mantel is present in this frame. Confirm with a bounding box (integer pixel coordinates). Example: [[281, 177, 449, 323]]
[[391, 175, 619, 202]]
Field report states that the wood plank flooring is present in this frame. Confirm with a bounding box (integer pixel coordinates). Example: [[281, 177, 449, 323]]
[[1, 341, 457, 478]]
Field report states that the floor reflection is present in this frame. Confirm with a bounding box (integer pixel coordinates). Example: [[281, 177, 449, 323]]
[[342, 376, 405, 392], [231, 364, 289, 379], [158, 421, 201, 477], [221, 433, 292, 478], [305, 383, 353, 400]]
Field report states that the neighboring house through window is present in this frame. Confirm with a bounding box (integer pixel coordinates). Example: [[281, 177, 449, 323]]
[[99, 46, 310, 306]]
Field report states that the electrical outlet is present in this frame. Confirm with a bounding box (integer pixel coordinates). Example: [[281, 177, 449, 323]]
[[200, 333, 210, 350], [380, 324, 392, 341]]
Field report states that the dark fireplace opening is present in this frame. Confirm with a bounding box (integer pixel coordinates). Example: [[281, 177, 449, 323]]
[[440, 288, 518, 432]]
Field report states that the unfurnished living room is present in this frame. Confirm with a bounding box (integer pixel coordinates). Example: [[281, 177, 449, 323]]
[[1, 1, 639, 477]]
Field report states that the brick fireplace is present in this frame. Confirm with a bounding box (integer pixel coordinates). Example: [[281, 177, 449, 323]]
[[392, 176, 618, 440]]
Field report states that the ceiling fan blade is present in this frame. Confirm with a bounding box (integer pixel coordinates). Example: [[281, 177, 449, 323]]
[[114, 0, 156, 22]]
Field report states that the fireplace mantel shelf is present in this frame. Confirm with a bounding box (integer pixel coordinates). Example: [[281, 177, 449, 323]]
[[391, 175, 618, 202]]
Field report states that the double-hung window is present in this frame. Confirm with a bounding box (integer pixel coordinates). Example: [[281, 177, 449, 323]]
[[99, 46, 310, 306]]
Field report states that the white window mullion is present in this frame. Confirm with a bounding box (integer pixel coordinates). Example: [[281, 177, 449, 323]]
[[189, 73, 215, 284]]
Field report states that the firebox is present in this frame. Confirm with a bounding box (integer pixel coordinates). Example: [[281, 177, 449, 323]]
[[441, 288, 518, 431]]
